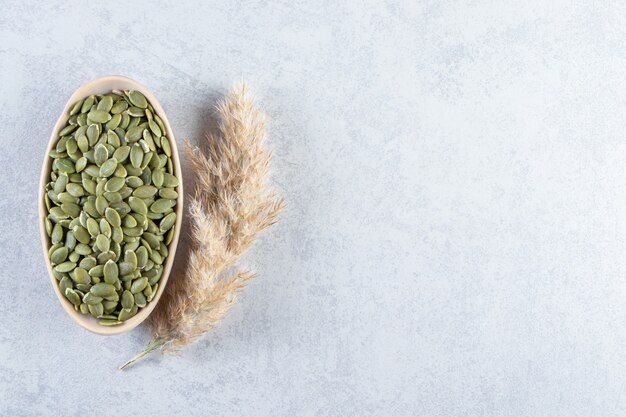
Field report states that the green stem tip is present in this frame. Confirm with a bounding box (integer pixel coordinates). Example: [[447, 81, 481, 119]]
[[119, 338, 167, 370]]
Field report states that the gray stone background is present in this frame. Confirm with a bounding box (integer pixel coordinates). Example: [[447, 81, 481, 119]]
[[1, 1, 625, 416]]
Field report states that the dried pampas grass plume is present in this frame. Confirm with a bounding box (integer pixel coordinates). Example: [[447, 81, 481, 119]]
[[120, 83, 283, 369]]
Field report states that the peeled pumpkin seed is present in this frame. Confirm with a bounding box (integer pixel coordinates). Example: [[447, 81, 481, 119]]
[[45, 89, 179, 325]]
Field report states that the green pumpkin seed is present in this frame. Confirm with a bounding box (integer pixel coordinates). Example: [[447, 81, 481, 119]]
[[104, 207, 121, 227], [133, 185, 157, 198], [159, 188, 178, 199], [111, 226, 124, 243], [61, 202, 81, 218], [126, 176, 143, 188], [119, 261, 135, 275], [75, 157, 88, 173], [97, 95, 113, 112], [128, 196, 147, 215], [89, 264, 104, 277], [88, 109, 111, 123], [103, 191, 122, 203], [66, 138, 78, 155], [99, 158, 118, 177], [121, 290, 134, 309], [122, 215, 137, 228], [70, 99, 83, 115], [90, 282, 116, 297], [65, 288, 81, 306], [78, 256, 96, 270], [111, 100, 128, 114], [148, 120, 162, 137], [80, 96, 95, 113], [159, 212, 176, 233], [110, 202, 131, 216], [103, 259, 118, 284], [65, 231, 76, 251], [130, 277, 148, 294], [82, 292, 102, 305], [88, 303, 104, 318], [55, 261, 76, 273], [98, 319, 122, 326], [150, 198, 174, 214], [65, 183, 84, 197], [75, 243, 92, 255], [86, 217, 99, 237], [160, 137, 171, 157], [135, 246, 149, 269], [59, 124, 77, 137], [118, 307, 134, 321], [134, 291, 147, 307], [95, 234, 110, 252], [99, 218, 112, 237], [126, 126, 144, 142], [50, 223, 64, 244], [94, 144, 108, 166], [54, 173, 69, 193], [127, 106, 145, 117], [129, 144, 143, 168], [70, 225, 89, 244], [128, 90, 147, 108], [124, 250, 138, 270], [105, 177, 125, 192], [114, 163, 127, 178], [113, 145, 131, 162], [50, 246, 69, 264], [161, 172, 178, 187], [55, 158, 75, 174], [73, 267, 91, 285], [107, 129, 120, 146]]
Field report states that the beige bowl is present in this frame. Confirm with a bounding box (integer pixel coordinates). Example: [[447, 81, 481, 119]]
[[39, 75, 183, 335]]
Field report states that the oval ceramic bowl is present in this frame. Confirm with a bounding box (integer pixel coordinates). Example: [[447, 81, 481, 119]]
[[38, 75, 183, 335]]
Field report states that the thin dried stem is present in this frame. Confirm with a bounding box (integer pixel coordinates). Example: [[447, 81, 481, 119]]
[[120, 83, 282, 369]]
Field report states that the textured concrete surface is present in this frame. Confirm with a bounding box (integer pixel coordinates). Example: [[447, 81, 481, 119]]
[[1, 1, 625, 416]]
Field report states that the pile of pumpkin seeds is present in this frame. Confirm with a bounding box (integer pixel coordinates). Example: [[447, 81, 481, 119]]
[[44, 90, 179, 326]]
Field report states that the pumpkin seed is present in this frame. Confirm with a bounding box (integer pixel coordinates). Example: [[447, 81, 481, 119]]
[[88, 109, 111, 123], [70, 100, 83, 115], [113, 145, 130, 162], [98, 319, 122, 326], [99, 218, 112, 237], [105, 177, 125, 192], [65, 288, 81, 305], [130, 277, 148, 294], [126, 176, 143, 188], [73, 267, 91, 285], [161, 137, 171, 156], [159, 212, 176, 233], [150, 199, 174, 213], [130, 144, 143, 168], [55, 262, 76, 273], [95, 234, 110, 252], [111, 100, 128, 114], [133, 185, 157, 198], [99, 158, 118, 177], [128, 196, 148, 215], [50, 246, 69, 264], [126, 126, 144, 142], [105, 207, 121, 227], [88, 303, 104, 318], [128, 90, 148, 108], [103, 260, 118, 284], [134, 291, 147, 307]]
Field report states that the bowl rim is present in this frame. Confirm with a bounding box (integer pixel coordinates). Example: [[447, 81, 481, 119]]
[[39, 75, 183, 336]]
